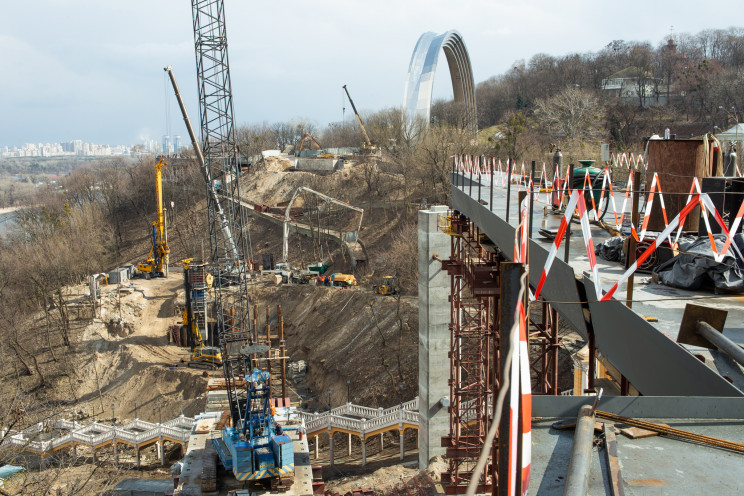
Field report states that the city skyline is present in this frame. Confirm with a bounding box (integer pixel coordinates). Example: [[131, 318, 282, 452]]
[[0, 135, 183, 159]]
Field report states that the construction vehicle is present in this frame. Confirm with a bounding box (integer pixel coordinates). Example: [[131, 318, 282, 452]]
[[180, 258, 222, 368], [295, 133, 323, 156], [188, 346, 222, 369], [164, 65, 240, 265], [330, 273, 357, 287], [215, 367, 294, 488], [182, 1, 292, 488], [374, 276, 400, 295], [342, 84, 374, 149], [137, 158, 170, 278]]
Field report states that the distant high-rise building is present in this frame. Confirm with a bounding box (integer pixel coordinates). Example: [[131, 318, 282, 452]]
[[73, 140, 83, 155], [173, 135, 182, 156], [162, 135, 171, 156]]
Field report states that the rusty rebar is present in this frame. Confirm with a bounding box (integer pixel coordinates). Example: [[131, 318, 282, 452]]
[[596, 411, 744, 454]]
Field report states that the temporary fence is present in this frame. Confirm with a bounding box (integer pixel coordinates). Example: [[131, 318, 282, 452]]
[[453, 155, 744, 304]]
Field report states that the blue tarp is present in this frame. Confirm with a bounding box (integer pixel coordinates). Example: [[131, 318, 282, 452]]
[[0, 464, 24, 479]]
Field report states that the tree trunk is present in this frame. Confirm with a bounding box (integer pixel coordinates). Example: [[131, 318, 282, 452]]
[[55, 290, 71, 346], [43, 304, 58, 362], [10, 342, 33, 376]]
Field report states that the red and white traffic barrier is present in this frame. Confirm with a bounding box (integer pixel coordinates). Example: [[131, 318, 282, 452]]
[[601, 194, 702, 301], [534, 190, 598, 300]]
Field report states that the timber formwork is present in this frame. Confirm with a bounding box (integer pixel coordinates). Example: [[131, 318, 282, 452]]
[[441, 213, 501, 495]]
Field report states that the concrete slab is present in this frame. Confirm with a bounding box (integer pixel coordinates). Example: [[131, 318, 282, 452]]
[[530, 417, 744, 495], [175, 419, 215, 495]]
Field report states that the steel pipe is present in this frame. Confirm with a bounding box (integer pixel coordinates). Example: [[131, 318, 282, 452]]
[[563, 405, 595, 496], [697, 320, 744, 367]]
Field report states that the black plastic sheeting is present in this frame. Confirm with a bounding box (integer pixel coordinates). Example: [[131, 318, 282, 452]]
[[594, 236, 624, 262], [654, 234, 744, 293]]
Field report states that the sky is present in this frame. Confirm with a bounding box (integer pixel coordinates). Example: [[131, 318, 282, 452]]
[[1, 0, 742, 147]]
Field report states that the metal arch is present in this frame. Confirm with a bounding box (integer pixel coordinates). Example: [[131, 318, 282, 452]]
[[403, 30, 477, 130]]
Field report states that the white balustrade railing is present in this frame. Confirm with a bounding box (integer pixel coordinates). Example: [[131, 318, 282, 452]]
[[302, 398, 420, 436], [0, 415, 195, 456]]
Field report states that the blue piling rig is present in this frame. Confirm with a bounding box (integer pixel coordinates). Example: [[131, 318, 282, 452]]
[[212, 368, 295, 484]]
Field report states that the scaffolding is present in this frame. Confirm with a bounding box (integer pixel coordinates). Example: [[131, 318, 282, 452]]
[[441, 214, 501, 494]]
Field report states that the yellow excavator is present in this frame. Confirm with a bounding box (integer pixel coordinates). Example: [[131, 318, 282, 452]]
[[137, 158, 170, 278], [374, 276, 400, 295], [295, 133, 323, 156]]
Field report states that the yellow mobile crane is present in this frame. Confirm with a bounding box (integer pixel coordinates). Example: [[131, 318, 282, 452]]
[[342, 84, 374, 149], [137, 158, 170, 278]]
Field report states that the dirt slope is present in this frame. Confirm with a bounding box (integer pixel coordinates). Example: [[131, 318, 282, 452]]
[[47, 276, 209, 423], [249, 281, 419, 410]]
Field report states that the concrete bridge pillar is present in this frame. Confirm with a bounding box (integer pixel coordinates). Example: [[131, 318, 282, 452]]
[[380, 432, 384, 452], [158, 436, 164, 465], [347, 433, 352, 457], [314, 437, 318, 459], [135, 446, 141, 468], [361, 434, 367, 466], [418, 205, 451, 469]]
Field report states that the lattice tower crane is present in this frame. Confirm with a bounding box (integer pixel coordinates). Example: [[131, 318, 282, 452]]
[[191, 0, 252, 434], [189, 1, 295, 487]]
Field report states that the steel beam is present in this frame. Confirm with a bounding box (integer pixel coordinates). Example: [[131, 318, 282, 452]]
[[451, 182, 588, 339]]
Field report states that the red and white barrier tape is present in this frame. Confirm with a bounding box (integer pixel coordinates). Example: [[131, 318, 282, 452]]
[[601, 194, 701, 301], [534, 190, 593, 300], [508, 298, 531, 496], [610, 152, 647, 170], [638, 172, 669, 241]]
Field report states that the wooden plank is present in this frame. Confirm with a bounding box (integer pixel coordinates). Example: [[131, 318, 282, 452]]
[[604, 424, 626, 496]]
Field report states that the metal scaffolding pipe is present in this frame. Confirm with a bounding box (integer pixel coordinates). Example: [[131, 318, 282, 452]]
[[697, 321, 744, 367], [563, 405, 595, 496]]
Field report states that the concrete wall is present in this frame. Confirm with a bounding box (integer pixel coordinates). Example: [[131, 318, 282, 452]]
[[294, 158, 342, 172], [417, 206, 451, 469]]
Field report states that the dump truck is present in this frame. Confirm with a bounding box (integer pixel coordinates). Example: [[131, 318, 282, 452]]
[[330, 273, 357, 287]]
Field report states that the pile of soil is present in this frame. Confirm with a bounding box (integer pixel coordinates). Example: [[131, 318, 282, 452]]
[[48, 277, 209, 423]]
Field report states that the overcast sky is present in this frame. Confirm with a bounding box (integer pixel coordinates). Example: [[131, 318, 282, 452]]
[[1, 0, 741, 147]]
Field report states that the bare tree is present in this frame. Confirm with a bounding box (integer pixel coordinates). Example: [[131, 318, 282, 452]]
[[534, 86, 604, 145]]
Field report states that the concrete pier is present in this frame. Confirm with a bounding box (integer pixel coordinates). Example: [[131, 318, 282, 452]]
[[417, 205, 451, 469]]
